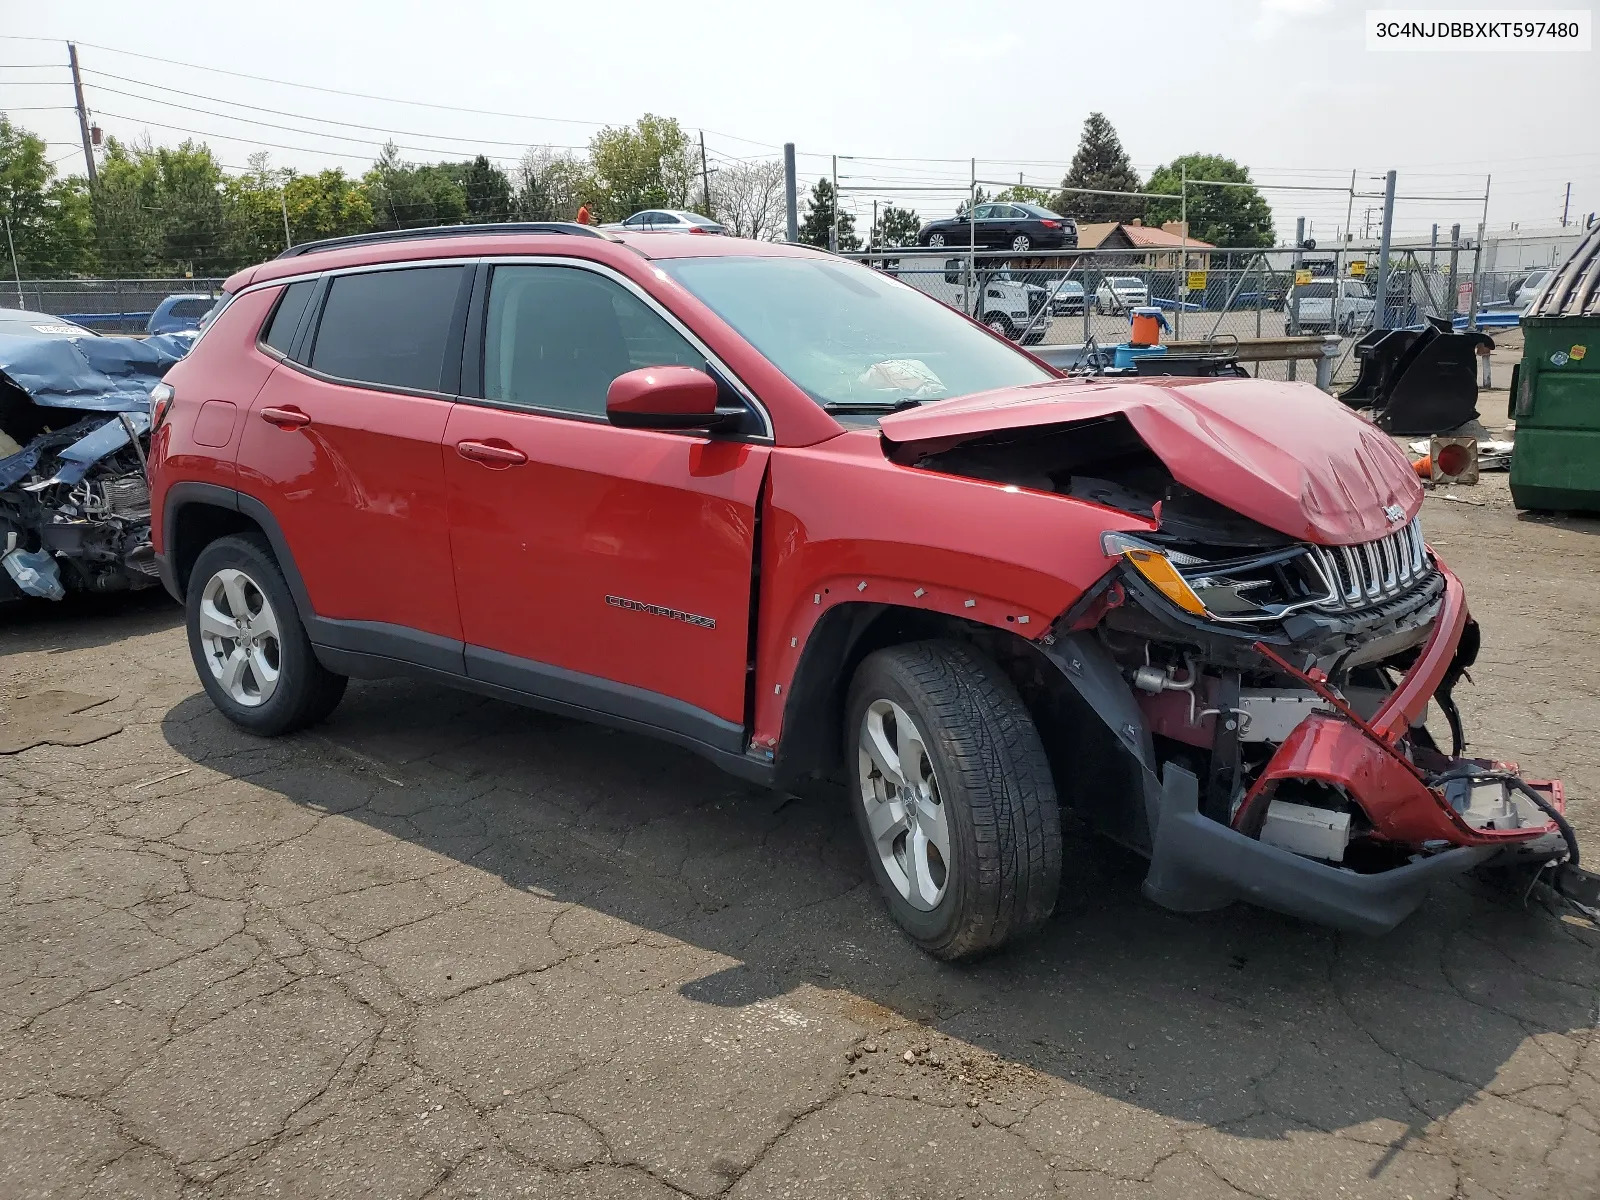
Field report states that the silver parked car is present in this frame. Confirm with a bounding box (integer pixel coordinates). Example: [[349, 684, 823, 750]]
[[1095, 276, 1149, 314], [604, 210, 726, 235]]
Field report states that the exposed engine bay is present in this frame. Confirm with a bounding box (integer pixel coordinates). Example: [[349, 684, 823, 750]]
[[0, 331, 182, 602], [895, 407, 1582, 931]]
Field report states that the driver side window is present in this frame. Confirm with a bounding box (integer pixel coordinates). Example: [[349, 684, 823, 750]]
[[483, 265, 707, 417]]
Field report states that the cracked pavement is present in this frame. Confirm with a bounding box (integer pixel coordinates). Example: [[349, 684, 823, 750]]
[[2, 479, 1599, 1199]]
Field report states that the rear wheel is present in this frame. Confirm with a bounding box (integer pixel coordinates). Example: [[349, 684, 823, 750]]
[[846, 642, 1062, 960], [186, 534, 346, 736], [1011, 233, 1033, 253], [927, 232, 947, 248]]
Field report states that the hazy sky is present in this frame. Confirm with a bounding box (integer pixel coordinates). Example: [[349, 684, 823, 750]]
[[2, 0, 1595, 243]]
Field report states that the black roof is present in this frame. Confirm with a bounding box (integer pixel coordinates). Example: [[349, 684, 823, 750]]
[[276, 222, 608, 260]]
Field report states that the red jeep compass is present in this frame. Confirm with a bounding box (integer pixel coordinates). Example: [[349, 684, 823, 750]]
[[148, 223, 1576, 959]]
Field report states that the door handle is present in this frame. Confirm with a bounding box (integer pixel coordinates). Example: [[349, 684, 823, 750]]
[[456, 440, 528, 466], [259, 406, 311, 429]]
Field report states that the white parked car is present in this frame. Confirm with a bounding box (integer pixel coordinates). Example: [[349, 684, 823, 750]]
[[603, 210, 726, 234], [1511, 269, 1553, 312], [1095, 276, 1149, 314], [1290, 278, 1375, 336]]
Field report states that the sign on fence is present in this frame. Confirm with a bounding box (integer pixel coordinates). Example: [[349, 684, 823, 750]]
[[1295, 268, 1313, 286], [1458, 281, 1474, 311], [1350, 261, 1367, 277], [1186, 270, 1207, 292]]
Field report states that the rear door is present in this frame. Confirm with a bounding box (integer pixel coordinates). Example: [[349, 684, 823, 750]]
[[442, 260, 770, 734], [239, 263, 469, 657]]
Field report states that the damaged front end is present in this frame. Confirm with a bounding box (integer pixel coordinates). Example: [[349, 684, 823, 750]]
[[0, 333, 186, 601], [891, 392, 1578, 933]]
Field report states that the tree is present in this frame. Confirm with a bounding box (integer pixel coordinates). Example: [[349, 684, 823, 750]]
[[871, 205, 921, 248], [954, 187, 992, 217], [93, 136, 229, 275], [1146, 154, 1274, 247], [514, 146, 601, 221], [363, 142, 469, 231], [712, 160, 785, 240], [0, 116, 96, 277], [1055, 113, 1144, 223], [995, 185, 1055, 209], [224, 154, 373, 263], [455, 155, 515, 223], [587, 115, 695, 221], [797, 178, 858, 250]]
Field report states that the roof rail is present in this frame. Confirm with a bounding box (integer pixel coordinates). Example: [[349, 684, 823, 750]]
[[275, 221, 609, 259]]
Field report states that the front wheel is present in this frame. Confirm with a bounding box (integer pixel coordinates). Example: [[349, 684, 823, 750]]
[[846, 642, 1062, 960], [186, 534, 347, 737], [984, 312, 1015, 339], [926, 232, 947, 248]]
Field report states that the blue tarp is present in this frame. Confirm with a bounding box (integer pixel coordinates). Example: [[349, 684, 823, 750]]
[[0, 331, 188, 492], [0, 331, 192, 413]]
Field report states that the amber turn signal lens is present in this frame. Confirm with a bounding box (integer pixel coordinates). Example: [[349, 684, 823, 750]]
[[1121, 548, 1208, 616]]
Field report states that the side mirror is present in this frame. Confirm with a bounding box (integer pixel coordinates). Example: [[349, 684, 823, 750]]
[[606, 366, 722, 430]]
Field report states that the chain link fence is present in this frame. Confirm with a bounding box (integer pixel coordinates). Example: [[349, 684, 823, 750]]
[[2, 279, 228, 333]]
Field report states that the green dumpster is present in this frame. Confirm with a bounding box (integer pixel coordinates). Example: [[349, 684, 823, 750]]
[[1510, 224, 1600, 512]]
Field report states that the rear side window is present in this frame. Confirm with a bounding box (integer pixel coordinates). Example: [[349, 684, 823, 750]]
[[261, 280, 316, 356], [310, 266, 466, 392]]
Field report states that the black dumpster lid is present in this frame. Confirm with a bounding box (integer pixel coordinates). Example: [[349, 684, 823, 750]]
[[1527, 223, 1600, 318]]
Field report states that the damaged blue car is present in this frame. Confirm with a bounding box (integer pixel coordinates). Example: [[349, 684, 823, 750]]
[[0, 310, 191, 601]]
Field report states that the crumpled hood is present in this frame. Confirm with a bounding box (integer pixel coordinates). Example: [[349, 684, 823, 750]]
[[878, 375, 1424, 544]]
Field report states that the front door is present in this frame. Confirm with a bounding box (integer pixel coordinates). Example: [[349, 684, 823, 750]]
[[443, 262, 769, 735], [239, 264, 468, 652]]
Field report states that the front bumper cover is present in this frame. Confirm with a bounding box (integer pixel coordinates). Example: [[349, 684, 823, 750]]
[[1044, 561, 1572, 934]]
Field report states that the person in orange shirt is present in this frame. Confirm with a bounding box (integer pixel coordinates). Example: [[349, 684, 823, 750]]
[[576, 204, 591, 225]]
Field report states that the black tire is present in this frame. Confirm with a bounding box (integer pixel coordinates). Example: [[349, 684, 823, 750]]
[[185, 533, 346, 737], [1011, 233, 1032, 253], [927, 232, 946, 248], [845, 641, 1062, 960], [984, 313, 1015, 340]]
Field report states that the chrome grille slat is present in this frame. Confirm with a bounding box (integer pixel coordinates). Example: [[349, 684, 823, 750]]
[[1313, 518, 1432, 614]]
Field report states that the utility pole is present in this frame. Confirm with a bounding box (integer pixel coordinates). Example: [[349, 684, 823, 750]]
[[1373, 170, 1397, 330], [1429, 224, 1438, 273], [1562, 182, 1572, 227], [699, 131, 711, 216], [280, 180, 292, 251], [829, 155, 839, 252], [783, 143, 798, 242], [68, 43, 98, 187]]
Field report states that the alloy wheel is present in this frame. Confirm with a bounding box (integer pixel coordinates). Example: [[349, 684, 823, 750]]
[[197, 568, 282, 707], [857, 698, 951, 910]]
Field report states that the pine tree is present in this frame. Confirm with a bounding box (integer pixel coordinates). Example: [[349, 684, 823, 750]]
[[872, 205, 921, 248], [798, 178, 859, 251], [1056, 113, 1144, 223]]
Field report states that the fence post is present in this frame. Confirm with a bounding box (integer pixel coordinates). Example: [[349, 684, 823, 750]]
[[1289, 218, 1305, 381], [1373, 169, 1397, 330], [1446, 223, 1461, 320]]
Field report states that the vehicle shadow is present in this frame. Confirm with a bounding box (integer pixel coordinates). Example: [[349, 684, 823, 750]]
[[1515, 509, 1600, 537], [161, 674, 1600, 1148], [1, 587, 179, 649]]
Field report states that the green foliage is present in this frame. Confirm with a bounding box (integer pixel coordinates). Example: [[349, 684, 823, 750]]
[[0, 116, 97, 277], [363, 142, 469, 231], [93, 137, 230, 275], [514, 147, 600, 221], [872, 205, 921, 248], [222, 154, 373, 262], [1146, 154, 1274, 248], [1056, 113, 1144, 223], [954, 187, 991, 217], [587, 115, 695, 221], [994, 186, 1055, 209], [797, 178, 858, 251], [455, 155, 515, 223]]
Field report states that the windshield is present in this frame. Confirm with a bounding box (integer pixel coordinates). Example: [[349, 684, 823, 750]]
[[658, 255, 1053, 409], [1296, 283, 1335, 299], [1109, 277, 1144, 288]]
